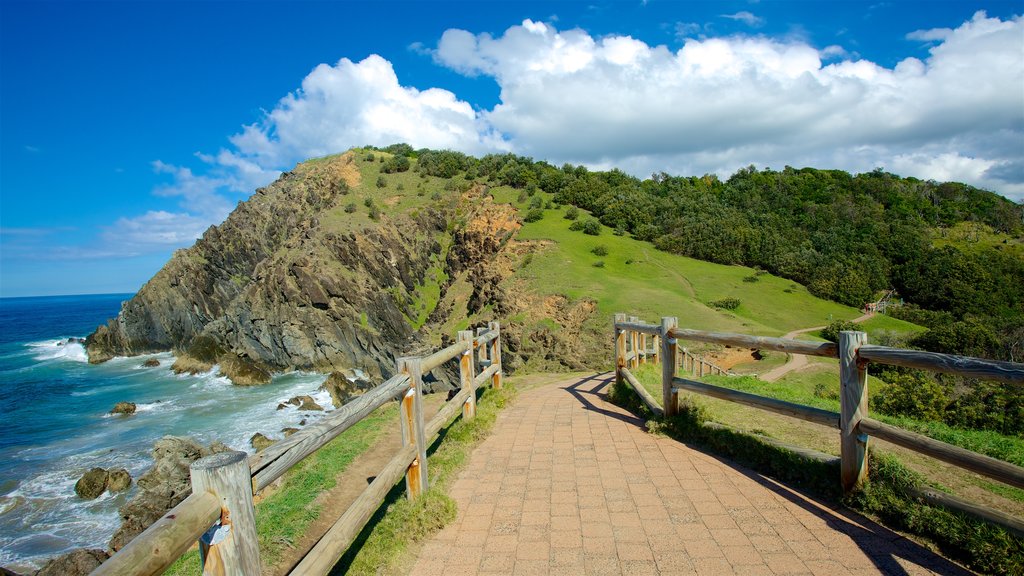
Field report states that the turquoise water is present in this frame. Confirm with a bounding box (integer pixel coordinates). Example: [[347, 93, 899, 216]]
[[0, 294, 334, 570]]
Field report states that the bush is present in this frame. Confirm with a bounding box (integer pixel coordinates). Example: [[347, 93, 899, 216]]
[[568, 220, 584, 231], [365, 153, 375, 162], [742, 275, 759, 283], [523, 208, 545, 223], [376, 175, 387, 188], [529, 196, 543, 209], [431, 191, 442, 201], [338, 180, 349, 195], [593, 260, 605, 268], [564, 206, 579, 220], [364, 197, 375, 208], [873, 372, 950, 421], [591, 245, 608, 256], [820, 320, 863, 343], [369, 205, 381, 221], [344, 203, 357, 213], [580, 218, 601, 236], [381, 155, 410, 173], [710, 297, 740, 310]]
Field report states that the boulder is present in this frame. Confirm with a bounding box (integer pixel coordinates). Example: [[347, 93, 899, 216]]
[[106, 468, 132, 492], [142, 358, 160, 367], [110, 402, 136, 415], [250, 433, 275, 452], [219, 354, 272, 386], [281, 427, 299, 437], [35, 549, 108, 576], [74, 468, 109, 499], [287, 395, 323, 411], [108, 437, 229, 551], [319, 372, 368, 408]]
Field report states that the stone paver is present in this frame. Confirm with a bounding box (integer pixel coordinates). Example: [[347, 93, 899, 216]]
[[408, 374, 971, 575]]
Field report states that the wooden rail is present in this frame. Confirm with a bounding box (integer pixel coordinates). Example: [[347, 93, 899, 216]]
[[614, 314, 1024, 536], [91, 323, 503, 576]]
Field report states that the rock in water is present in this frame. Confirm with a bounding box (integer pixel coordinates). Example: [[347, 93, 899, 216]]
[[110, 401, 136, 415], [141, 358, 160, 367], [281, 427, 299, 437], [106, 468, 132, 492], [319, 372, 366, 408], [218, 354, 272, 385], [108, 436, 229, 551], [34, 549, 108, 576], [250, 433, 275, 452], [74, 468, 109, 499], [287, 395, 323, 411]]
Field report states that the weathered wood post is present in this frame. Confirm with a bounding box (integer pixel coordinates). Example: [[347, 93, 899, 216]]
[[629, 316, 640, 369], [614, 313, 627, 388], [639, 331, 647, 365], [476, 326, 489, 368], [397, 357, 429, 499], [458, 330, 476, 419], [190, 451, 260, 576], [651, 333, 660, 364], [488, 321, 503, 389], [840, 330, 869, 493], [661, 317, 678, 417]]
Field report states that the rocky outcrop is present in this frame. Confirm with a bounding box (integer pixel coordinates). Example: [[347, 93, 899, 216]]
[[250, 433, 275, 452], [109, 402, 136, 415], [286, 395, 323, 411], [34, 549, 108, 576], [107, 468, 132, 492], [218, 354, 271, 385], [319, 371, 372, 408], [108, 436, 228, 551], [141, 358, 160, 367]]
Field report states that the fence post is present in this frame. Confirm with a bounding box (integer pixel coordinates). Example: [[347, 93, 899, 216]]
[[840, 330, 869, 493], [652, 333, 660, 364], [661, 317, 678, 417], [190, 451, 260, 576], [629, 316, 639, 369], [639, 331, 647, 365], [614, 313, 627, 388], [458, 331, 476, 419], [476, 326, 489, 368], [488, 321, 502, 389], [397, 357, 429, 499]]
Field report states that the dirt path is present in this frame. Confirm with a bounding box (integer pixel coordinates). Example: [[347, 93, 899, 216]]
[[407, 373, 966, 575], [760, 313, 874, 382]]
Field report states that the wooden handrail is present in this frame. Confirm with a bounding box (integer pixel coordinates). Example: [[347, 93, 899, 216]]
[[421, 340, 472, 373], [859, 345, 1024, 384], [620, 367, 664, 417], [669, 327, 839, 358], [672, 377, 840, 428]]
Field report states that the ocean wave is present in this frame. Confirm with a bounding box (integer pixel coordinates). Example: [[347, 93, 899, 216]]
[[27, 340, 88, 363]]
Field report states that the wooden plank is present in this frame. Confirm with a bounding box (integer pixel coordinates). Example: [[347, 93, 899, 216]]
[[397, 357, 428, 499], [859, 345, 1024, 385], [458, 331, 476, 420], [906, 485, 1024, 538], [190, 451, 260, 576], [249, 374, 409, 492], [488, 321, 503, 389], [629, 317, 640, 370], [670, 328, 838, 358], [673, 377, 840, 428], [614, 321, 661, 335], [474, 363, 500, 388], [858, 417, 1024, 490], [426, 387, 472, 439], [476, 327, 489, 366], [90, 491, 221, 576], [421, 340, 472, 373], [621, 367, 664, 418], [475, 329, 498, 345], [661, 317, 678, 417], [289, 444, 417, 575], [840, 331, 869, 493]]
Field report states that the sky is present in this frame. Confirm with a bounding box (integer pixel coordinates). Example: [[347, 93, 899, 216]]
[[1, 0, 1022, 298]]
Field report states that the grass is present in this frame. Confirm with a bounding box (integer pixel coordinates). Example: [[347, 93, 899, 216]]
[[336, 382, 518, 574], [163, 405, 396, 575]]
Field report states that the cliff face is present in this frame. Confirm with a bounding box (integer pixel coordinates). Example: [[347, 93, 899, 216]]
[[85, 152, 524, 383]]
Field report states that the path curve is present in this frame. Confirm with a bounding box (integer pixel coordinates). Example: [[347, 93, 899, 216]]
[[760, 313, 874, 382], [407, 374, 964, 575]]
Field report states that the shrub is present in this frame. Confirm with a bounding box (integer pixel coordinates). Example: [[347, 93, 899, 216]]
[[820, 320, 863, 343], [396, 183, 404, 191], [369, 205, 381, 221], [344, 203, 357, 213], [742, 275, 759, 283], [364, 197, 375, 208], [376, 175, 387, 188], [872, 372, 949, 422], [593, 260, 605, 268], [568, 220, 584, 231], [564, 206, 579, 220], [431, 191, 442, 201], [381, 155, 410, 173], [529, 196, 543, 209], [580, 218, 601, 236], [523, 208, 545, 223], [338, 180, 349, 195], [710, 297, 740, 310], [365, 153, 375, 162], [591, 245, 608, 256]]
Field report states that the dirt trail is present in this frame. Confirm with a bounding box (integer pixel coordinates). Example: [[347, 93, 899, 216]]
[[760, 312, 874, 382]]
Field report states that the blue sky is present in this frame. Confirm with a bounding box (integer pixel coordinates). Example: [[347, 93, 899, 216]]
[[1, 0, 1022, 297]]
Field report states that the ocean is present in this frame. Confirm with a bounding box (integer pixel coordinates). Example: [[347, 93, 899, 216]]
[[0, 294, 335, 571]]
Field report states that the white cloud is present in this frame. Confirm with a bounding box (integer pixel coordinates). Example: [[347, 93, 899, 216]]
[[721, 11, 765, 28]]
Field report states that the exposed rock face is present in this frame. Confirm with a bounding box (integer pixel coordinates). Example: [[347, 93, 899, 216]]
[[141, 358, 160, 367], [74, 468, 108, 499], [110, 402, 136, 415], [107, 468, 132, 492], [108, 436, 229, 551], [319, 371, 371, 408], [34, 549, 108, 576], [218, 354, 271, 385], [250, 433, 275, 452], [287, 395, 323, 411]]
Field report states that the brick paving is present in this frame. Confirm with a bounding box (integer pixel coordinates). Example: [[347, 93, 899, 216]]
[[408, 374, 972, 575]]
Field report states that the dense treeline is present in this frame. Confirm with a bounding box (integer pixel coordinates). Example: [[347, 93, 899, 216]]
[[374, 145, 1024, 363]]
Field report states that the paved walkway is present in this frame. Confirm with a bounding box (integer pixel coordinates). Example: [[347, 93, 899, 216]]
[[408, 374, 970, 575]]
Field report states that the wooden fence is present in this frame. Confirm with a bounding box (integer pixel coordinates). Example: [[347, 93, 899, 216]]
[[613, 313, 1024, 536], [91, 322, 503, 576]]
